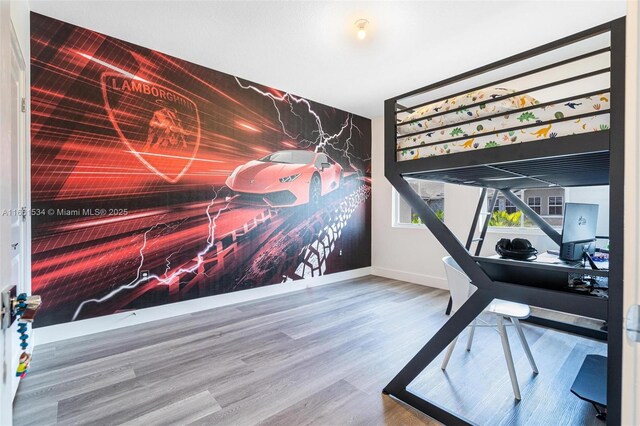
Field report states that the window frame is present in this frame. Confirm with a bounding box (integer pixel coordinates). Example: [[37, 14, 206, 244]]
[[392, 179, 445, 228], [392, 190, 422, 229], [504, 198, 518, 214], [487, 190, 560, 233], [527, 196, 542, 215], [548, 196, 564, 216]]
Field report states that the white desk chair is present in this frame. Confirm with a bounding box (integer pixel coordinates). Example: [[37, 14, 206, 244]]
[[441, 256, 538, 400]]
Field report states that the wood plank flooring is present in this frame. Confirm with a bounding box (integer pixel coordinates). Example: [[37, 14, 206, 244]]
[[13, 276, 605, 425]]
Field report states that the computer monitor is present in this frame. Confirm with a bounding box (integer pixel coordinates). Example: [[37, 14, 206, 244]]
[[560, 203, 599, 261]]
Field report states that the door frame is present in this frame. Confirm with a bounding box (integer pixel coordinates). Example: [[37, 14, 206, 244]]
[[10, 15, 28, 298], [0, 11, 29, 426], [623, 1, 639, 424]]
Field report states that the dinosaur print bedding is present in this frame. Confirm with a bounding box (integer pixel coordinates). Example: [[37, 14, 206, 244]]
[[397, 87, 539, 136], [396, 91, 610, 161]]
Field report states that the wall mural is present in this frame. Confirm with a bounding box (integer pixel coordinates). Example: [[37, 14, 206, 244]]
[[31, 13, 372, 327]]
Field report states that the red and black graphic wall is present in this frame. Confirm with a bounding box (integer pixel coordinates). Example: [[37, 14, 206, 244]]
[[31, 13, 372, 327]]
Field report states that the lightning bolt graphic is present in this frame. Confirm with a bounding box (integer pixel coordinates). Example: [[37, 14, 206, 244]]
[[234, 77, 366, 169], [163, 250, 179, 278], [72, 77, 370, 321], [72, 187, 230, 321]]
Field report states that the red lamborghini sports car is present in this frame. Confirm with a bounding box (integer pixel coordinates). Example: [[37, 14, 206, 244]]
[[225, 150, 343, 207]]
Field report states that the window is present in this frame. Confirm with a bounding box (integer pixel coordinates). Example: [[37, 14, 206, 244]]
[[487, 191, 523, 227], [488, 194, 519, 216], [505, 199, 517, 214], [487, 188, 566, 228], [527, 196, 541, 214], [549, 196, 563, 216], [394, 179, 445, 226]]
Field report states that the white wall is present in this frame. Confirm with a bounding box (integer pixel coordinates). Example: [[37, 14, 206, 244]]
[[565, 186, 610, 237], [370, 116, 443, 287], [479, 228, 556, 257], [10, 1, 29, 57], [370, 116, 479, 289]]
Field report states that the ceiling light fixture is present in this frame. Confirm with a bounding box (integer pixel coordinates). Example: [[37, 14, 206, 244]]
[[355, 19, 369, 40]]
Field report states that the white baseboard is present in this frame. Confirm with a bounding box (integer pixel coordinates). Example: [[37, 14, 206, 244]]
[[35, 267, 371, 345], [371, 266, 448, 290]]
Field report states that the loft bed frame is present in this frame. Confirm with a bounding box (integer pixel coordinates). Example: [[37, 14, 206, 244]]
[[383, 18, 625, 425]]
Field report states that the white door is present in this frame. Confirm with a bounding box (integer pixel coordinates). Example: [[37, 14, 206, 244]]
[[0, 18, 27, 425], [9, 18, 27, 304]]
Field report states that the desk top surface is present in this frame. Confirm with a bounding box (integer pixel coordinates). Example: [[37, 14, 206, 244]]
[[482, 251, 609, 276]]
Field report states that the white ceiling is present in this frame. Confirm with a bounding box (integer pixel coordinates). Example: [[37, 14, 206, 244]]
[[30, 0, 627, 118]]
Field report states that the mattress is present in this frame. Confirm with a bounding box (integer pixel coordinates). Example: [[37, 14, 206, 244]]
[[396, 90, 611, 161], [398, 87, 538, 136]]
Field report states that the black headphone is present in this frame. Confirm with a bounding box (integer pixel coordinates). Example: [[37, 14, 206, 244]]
[[495, 238, 538, 261]]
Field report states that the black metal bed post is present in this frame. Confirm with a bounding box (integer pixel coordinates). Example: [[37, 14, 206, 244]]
[[383, 100, 496, 426], [605, 16, 625, 426], [500, 189, 563, 245]]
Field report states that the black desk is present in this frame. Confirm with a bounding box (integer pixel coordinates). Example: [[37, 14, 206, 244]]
[[476, 252, 609, 287], [473, 252, 609, 340]]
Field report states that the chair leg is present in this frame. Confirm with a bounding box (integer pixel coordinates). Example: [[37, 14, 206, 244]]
[[497, 315, 521, 400], [445, 296, 453, 315], [512, 318, 539, 374], [466, 319, 476, 351], [441, 336, 459, 370]]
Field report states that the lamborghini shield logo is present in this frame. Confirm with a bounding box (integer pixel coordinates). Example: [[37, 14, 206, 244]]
[[101, 73, 201, 183]]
